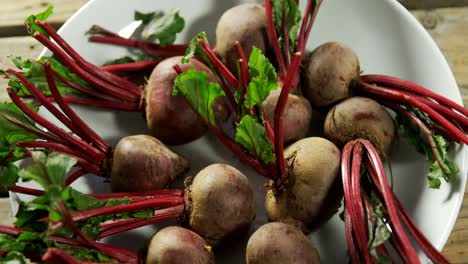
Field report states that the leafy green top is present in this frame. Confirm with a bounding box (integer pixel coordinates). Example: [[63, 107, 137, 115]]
[[0, 102, 39, 187], [5, 56, 86, 97], [25, 6, 53, 36], [396, 107, 459, 189], [272, 0, 301, 54], [175, 34, 277, 164], [137, 9, 185, 46], [173, 68, 225, 126]]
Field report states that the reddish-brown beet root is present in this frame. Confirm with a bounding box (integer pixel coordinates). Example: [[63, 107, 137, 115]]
[[145, 56, 227, 145], [246, 222, 320, 264], [324, 97, 396, 157], [110, 135, 189, 192], [265, 137, 341, 229], [301, 42, 360, 108], [187, 163, 256, 246], [262, 90, 313, 144], [146, 226, 214, 264], [215, 3, 269, 73]]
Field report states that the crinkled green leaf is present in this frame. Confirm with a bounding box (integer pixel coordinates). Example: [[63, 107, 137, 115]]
[[235, 115, 275, 164], [25, 6, 54, 36], [182, 32, 210, 65], [140, 9, 185, 46], [244, 48, 279, 108], [173, 67, 225, 126]]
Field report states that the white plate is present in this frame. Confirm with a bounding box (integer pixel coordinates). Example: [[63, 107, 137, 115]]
[[11, 0, 467, 263]]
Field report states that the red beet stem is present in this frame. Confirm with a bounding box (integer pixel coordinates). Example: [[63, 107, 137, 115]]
[[198, 38, 239, 89], [33, 33, 139, 101], [36, 21, 142, 96], [395, 197, 450, 264], [90, 189, 183, 199], [16, 141, 94, 165], [64, 169, 88, 187], [7, 69, 84, 141], [41, 248, 83, 264], [299, 0, 323, 54], [100, 60, 159, 73], [7, 88, 106, 162], [89, 35, 187, 57], [98, 204, 185, 238], [265, 0, 287, 79], [235, 41, 250, 100], [360, 140, 420, 262], [361, 74, 468, 117], [70, 196, 184, 223], [51, 68, 118, 101], [356, 79, 468, 144], [274, 52, 302, 183], [0, 112, 65, 144], [198, 40, 238, 110], [59, 96, 139, 111], [281, 1, 291, 66], [8, 185, 45, 196], [350, 144, 372, 263], [58, 202, 135, 263], [44, 62, 109, 152]]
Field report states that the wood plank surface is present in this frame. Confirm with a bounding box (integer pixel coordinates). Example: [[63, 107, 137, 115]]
[[401, 0, 468, 9], [0, 1, 467, 263], [0, 0, 88, 37]]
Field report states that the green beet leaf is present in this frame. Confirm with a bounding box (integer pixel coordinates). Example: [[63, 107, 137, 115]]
[[235, 115, 275, 164], [173, 68, 225, 126], [244, 48, 279, 108], [140, 9, 185, 46]]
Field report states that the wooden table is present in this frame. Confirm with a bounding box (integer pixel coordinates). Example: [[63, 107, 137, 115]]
[[0, 0, 467, 262]]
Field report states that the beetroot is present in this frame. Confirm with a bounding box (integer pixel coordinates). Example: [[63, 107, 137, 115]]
[[146, 226, 214, 264], [145, 56, 226, 145], [262, 90, 312, 144], [301, 42, 359, 108], [324, 97, 395, 156], [215, 3, 269, 73], [110, 135, 189, 192], [2, 65, 189, 193], [246, 222, 320, 264]]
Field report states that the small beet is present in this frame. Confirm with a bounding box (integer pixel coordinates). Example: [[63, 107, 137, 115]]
[[265, 137, 341, 229], [110, 135, 189, 192], [246, 222, 320, 264], [262, 90, 313, 144], [215, 3, 269, 73], [301, 42, 360, 108], [187, 163, 256, 246], [324, 96, 396, 157], [146, 226, 214, 264]]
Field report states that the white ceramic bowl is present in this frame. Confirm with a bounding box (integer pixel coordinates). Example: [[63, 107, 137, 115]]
[[11, 0, 467, 263]]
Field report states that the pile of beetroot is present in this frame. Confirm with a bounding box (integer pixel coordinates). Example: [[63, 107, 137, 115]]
[[0, 0, 466, 263]]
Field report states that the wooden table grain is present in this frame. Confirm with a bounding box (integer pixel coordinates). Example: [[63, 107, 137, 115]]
[[0, 1, 467, 262]]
